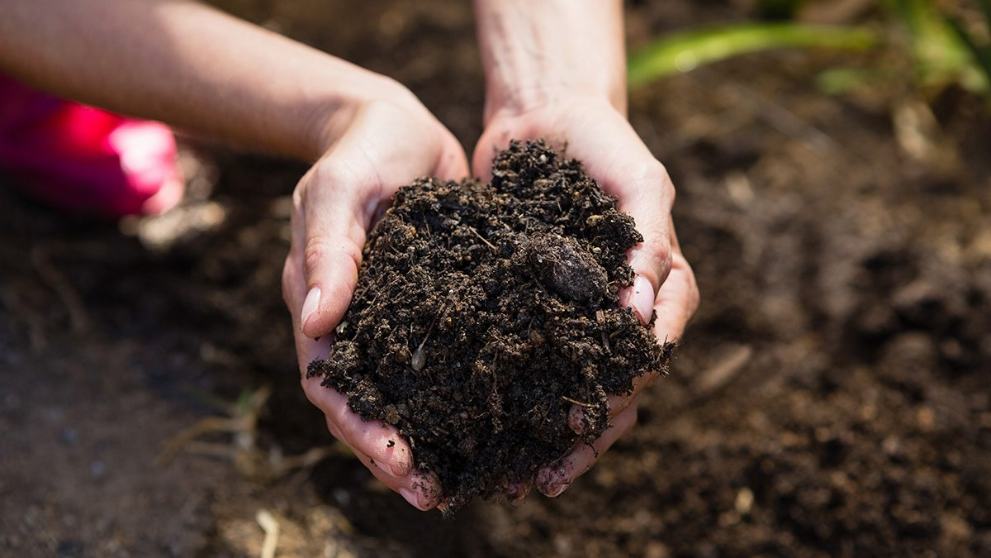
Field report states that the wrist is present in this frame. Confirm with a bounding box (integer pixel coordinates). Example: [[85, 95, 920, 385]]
[[305, 71, 417, 161], [485, 81, 623, 124], [475, 0, 627, 124]]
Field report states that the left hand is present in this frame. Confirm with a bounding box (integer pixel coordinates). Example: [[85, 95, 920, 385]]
[[282, 85, 469, 511], [472, 95, 700, 499]]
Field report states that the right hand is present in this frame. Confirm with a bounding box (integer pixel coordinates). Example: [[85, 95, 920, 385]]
[[281, 80, 468, 511], [473, 94, 699, 500]]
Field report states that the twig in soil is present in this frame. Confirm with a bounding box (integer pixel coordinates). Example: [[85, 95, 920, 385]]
[[256, 509, 280, 558], [466, 225, 497, 251], [268, 445, 349, 476], [159, 385, 345, 480], [157, 416, 249, 464], [181, 442, 347, 476], [561, 395, 596, 408], [157, 385, 271, 464], [31, 245, 89, 333]]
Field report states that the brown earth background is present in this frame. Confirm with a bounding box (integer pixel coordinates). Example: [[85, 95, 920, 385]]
[[1, 1, 989, 556]]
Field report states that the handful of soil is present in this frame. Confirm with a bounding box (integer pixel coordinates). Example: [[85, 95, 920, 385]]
[[307, 140, 670, 509]]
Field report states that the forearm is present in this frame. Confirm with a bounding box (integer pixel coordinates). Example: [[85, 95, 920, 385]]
[[0, 0, 397, 161], [473, 0, 626, 122]]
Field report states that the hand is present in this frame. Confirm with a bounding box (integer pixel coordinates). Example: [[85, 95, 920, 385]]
[[473, 95, 700, 499], [282, 81, 468, 511]]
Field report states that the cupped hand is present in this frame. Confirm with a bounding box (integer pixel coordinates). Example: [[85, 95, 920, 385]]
[[282, 84, 468, 511], [473, 95, 700, 499]]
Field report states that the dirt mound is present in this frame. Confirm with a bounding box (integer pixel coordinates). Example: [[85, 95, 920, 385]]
[[307, 140, 669, 509]]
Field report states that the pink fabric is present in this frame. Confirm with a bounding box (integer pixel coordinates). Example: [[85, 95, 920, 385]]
[[0, 75, 182, 217]]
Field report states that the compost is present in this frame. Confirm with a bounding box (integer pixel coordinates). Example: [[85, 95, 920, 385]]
[[307, 140, 670, 509]]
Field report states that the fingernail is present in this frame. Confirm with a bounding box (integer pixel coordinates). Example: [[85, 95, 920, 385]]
[[410, 472, 442, 509], [301, 287, 321, 333], [544, 481, 569, 498], [628, 275, 654, 325], [536, 467, 570, 498], [398, 487, 427, 510]]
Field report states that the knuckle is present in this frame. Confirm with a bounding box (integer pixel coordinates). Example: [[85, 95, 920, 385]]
[[312, 159, 366, 198], [637, 160, 671, 189], [643, 238, 673, 272], [303, 235, 332, 278], [638, 160, 676, 206], [303, 234, 363, 289], [309, 162, 344, 193]]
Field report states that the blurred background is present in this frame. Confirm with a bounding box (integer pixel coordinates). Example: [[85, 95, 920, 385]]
[[1, 0, 989, 556]]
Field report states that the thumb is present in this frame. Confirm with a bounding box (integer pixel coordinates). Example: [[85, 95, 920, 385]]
[[617, 166, 675, 324], [297, 155, 377, 340]]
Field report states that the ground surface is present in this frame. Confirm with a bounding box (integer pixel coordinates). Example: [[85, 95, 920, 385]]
[[1, 1, 989, 557]]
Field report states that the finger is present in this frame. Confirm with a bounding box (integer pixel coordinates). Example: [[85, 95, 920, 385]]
[[303, 379, 414, 478], [325, 411, 442, 511], [283, 250, 335, 373], [537, 402, 638, 497], [613, 229, 695, 406], [549, 113, 675, 324], [614, 165, 675, 325], [505, 480, 533, 504], [652, 225, 699, 344], [435, 131, 472, 182], [569, 231, 696, 434], [349, 443, 441, 511], [297, 154, 374, 340], [619, 274, 656, 326], [324, 411, 396, 487], [567, 372, 656, 434], [294, 269, 441, 509], [325, 417, 404, 486], [403, 470, 444, 511], [289, 233, 431, 500]]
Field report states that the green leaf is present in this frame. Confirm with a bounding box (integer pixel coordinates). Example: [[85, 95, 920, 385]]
[[946, 15, 991, 85], [628, 23, 878, 87], [892, 0, 988, 93], [816, 67, 882, 94]]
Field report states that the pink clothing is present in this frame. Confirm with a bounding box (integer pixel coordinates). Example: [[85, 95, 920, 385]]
[[0, 75, 182, 217]]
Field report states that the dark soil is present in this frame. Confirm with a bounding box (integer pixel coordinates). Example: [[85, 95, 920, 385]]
[[2, 1, 991, 556], [308, 140, 669, 509]]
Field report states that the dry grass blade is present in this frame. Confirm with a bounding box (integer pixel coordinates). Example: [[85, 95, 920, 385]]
[[256, 509, 280, 558]]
